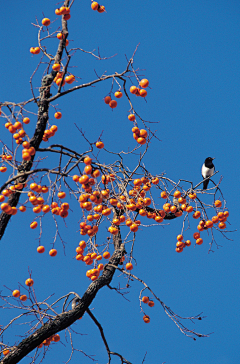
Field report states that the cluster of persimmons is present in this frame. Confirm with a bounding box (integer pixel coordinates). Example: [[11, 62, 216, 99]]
[[0, 146, 229, 258], [5, 278, 59, 353], [174, 198, 229, 253], [4, 276, 61, 355], [141, 296, 155, 323], [28, 9, 150, 148], [0, 4, 230, 347]]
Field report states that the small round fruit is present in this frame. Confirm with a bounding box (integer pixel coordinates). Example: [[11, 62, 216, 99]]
[[54, 112, 62, 119], [212, 216, 219, 224], [20, 295, 27, 301], [143, 315, 150, 323], [174, 190, 181, 198], [128, 114, 136, 121], [84, 156, 92, 165], [139, 79, 149, 88], [196, 238, 203, 245], [137, 137, 146, 145], [30, 221, 38, 229], [34, 47, 40, 54], [148, 300, 154, 307], [22, 152, 31, 161], [96, 141, 104, 149], [214, 200, 222, 207], [224, 211, 229, 218], [161, 191, 168, 199], [57, 191, 66, 199], [23, 117, 30, 124], [49, 249, 57, 257], [52, 334, 60, 342], [176, 241, 184, 249], [64, 14, 71, 20], [57, 32, 65, 39], [175, 247, 183, 253], [42, 205, 50, 213], [189, 192, 196, 199], [109, 100, 117, 108], [37, 246, 45, 253], [130, 223, 138, 232], [42, 18, 51, 26], [193, 232, 200, 239], [206, 220, 213, 228], [142, 296, 149, 303], [130, 86, 138, 94], [193, 211, 201, 219], [114, 91, 123, 98], [139, 89, 147, 97], [218, 222, 226, 229], [186, 206, 193, 213], [103, 251, 110, 259], [98, 5, 105, 13], [12, 290, 20, 298], [91, 1, 99, 10], [126, 262, 133, 270], [25, 278, 34, 287], [52, 63, 61, 71], [104, 96, 111, 104], [79, 240, 86, 248]]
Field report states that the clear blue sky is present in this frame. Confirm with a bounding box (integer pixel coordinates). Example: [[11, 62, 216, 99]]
[[0, 1, 240, 363]]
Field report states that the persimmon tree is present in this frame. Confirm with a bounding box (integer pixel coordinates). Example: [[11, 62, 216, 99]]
[[0, 2, 231, 363]]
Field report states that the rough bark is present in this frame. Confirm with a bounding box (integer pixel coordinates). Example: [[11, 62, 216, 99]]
[[0, 0, 69, 241], [1, 244, 125, 364]]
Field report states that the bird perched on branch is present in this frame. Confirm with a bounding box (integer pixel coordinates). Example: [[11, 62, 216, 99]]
[[201, 157, 215, 190]]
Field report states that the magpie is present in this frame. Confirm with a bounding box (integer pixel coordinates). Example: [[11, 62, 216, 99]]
[[201, 157, 215, 190]]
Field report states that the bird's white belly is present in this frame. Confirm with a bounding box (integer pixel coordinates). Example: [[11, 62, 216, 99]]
[[202, 164, 214, 178]]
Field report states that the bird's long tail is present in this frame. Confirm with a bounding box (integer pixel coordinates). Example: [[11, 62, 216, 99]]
[[203, 179, 209, 190]]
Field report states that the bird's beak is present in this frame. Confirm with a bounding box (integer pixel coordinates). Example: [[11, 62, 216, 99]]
[[212, 157, 215, 160]]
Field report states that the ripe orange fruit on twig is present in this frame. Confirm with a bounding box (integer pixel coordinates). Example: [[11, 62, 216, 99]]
[[109, 100, 117, 108], [52, 64, 61, 71], [104, 96, 111, 104], [114, 91, 122, 98], [142, 296, 149, 303], [130, 86, 138, 94], [126, 262, 133, 270], [49, 249, 57, 257], [96, 141, 104, 149], [30, 221, 38, 229], [139, 79, 149, 88], [12, 290, 20, 297], [143, 315, 150, 323], [42, 18, 51, 26], [25, 278, 34, 287], [98, 5, 105, 13], [214, 200, 222, 207], [91, 2, 99, 10], [128, 114, 135, 121], [54, 112, 62, 119], [37, 246, 45, 253]]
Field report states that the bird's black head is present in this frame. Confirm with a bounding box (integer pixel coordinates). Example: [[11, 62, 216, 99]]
[[205, 157, 215, 163]]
